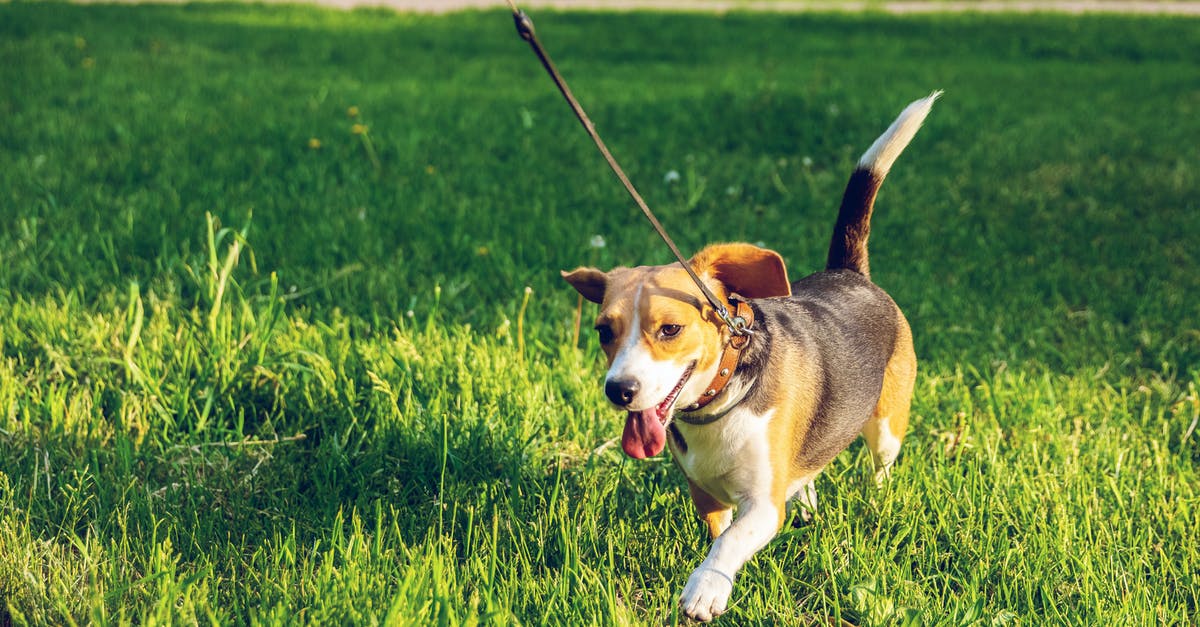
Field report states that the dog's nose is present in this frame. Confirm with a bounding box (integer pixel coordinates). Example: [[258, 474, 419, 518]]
[[605, 378, 640, 407]]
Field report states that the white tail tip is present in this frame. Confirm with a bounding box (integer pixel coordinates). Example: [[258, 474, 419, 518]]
[[857, 90, 942, 177]]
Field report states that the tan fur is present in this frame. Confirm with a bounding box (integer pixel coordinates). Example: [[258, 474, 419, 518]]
[[861, 308, 917, 477], [764, 343, 824, 526], [688, 478, 733, 540], [690, 243, 791, 299]]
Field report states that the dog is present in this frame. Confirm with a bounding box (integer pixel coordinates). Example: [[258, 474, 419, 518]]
[[562, 92, 938, 621]]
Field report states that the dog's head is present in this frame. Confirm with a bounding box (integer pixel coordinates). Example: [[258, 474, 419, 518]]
[[562, 243, 791, 458]]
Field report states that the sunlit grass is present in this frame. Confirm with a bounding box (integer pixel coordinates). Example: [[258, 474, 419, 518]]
[[1, 3, 1198, 624]]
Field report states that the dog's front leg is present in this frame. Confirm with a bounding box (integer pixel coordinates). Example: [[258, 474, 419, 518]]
[[679, 495, 782, 622]]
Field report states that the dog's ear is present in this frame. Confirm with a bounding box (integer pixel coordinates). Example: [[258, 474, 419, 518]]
[[690, 243, 791, 299], [561, 267, 608, 304]]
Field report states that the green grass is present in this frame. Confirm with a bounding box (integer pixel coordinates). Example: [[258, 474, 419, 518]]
[[1, 3, 1198, 624]]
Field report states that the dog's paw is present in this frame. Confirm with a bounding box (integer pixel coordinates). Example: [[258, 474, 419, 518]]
[[679, 567, 734, 622]]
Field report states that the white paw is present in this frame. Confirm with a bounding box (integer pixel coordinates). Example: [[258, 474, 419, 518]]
[[679, 567, 734, 622]]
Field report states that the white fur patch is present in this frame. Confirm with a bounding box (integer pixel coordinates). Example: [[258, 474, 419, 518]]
[[869, 415, 903, 483], [787, 476, 819, 522], [858, 91, 941, 178], [675, 407, 774, 506]]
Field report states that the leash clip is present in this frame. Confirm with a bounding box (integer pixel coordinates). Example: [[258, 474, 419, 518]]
[[717, 303, 754, 338], [512, 10, 535, 42]]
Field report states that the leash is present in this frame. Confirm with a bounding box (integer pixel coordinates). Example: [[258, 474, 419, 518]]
[[504, 1, 752, 337]]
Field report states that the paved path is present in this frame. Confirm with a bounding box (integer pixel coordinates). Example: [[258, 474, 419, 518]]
[[297, 0, 1200, 15]]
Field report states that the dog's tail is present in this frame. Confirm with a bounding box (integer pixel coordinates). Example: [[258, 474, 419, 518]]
[[826, 91, 940, 279]]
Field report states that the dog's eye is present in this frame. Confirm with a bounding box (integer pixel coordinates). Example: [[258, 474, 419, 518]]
[[595, 324, 615, 345], [659, 324, 682, 338]]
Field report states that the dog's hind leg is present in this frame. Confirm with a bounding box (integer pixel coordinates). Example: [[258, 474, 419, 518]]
[[788, 475, 819, 524], [861, 313, 917, 484]]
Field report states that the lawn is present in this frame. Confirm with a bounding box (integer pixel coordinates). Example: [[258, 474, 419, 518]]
[[1, 2, 1198, 624]]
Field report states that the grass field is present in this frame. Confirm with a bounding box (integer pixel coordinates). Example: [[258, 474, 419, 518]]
[[2, 3, 1199, 624]]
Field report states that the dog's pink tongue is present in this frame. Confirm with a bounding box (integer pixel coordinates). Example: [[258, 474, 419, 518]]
[[622, 409, 667, 459]]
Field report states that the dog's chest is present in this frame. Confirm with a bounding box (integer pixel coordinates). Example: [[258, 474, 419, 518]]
[[672, 408, 775, 505]]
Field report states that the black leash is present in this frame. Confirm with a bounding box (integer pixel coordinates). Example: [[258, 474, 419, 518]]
[[505, 1, 751, 337]]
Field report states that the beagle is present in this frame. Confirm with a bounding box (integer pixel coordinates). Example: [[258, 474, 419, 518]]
[[562, 93, 938, 621]]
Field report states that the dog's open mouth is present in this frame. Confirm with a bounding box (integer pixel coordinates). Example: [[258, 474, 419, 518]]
[[621, 362, 695, 459], [653, 362, 695, 422]]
